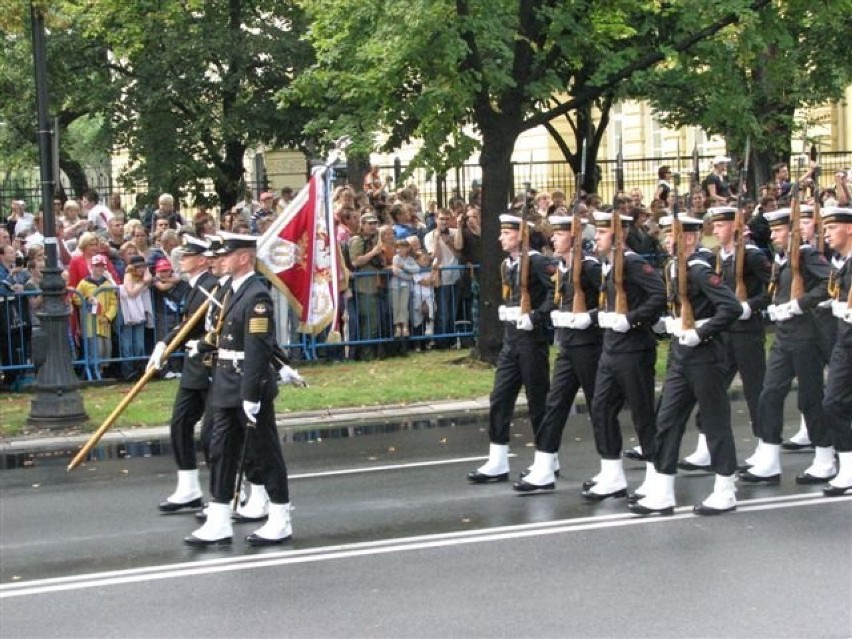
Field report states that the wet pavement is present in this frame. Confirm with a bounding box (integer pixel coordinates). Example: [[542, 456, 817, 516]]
[[1, 393, 850, 638]]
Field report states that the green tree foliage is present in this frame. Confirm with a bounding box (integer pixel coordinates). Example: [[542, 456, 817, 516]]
[[634, 0, 852, 191], [289, 0, 770, 361], [0, 2, 113, 196], [0, 0, 314, 208], [77, 0, 315, 207]]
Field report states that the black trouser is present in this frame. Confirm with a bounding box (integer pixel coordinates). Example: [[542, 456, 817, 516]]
[[824, 343, 852, 453], [590, 349, 657, 460], [208, 402, 289, 504], [488, 331, 550, 445], [654, 357, 736, 476], [535, 342, 601, 453], [695, 330, 766, 437], [757, 338, 829, 447], [169, 387, 207, 470]]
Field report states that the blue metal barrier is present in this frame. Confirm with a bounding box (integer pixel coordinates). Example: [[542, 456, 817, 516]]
[[0, 265, 480, 387]]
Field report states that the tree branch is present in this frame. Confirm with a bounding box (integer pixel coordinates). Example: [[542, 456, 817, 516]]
[[523, 0, 772, 129]]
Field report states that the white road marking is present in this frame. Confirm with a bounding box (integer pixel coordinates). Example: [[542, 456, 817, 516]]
[[1, 492, 848, 600], [288, 454, 518, 479]]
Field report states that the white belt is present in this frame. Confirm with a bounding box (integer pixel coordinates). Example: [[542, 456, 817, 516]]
[[551, 311, 575, 328], [218, 348, 245, 362], [664, 316, 709, 335], [498, 305, 520, 322], [832, 300, 850, 319]]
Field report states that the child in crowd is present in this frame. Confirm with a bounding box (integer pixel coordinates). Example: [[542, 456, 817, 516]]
[[119, 255, 153, 380], [151, 258, 188, 378], [411, 249, 439, 349], [73, 254, 118, 373], [389, 239, 420, 338]]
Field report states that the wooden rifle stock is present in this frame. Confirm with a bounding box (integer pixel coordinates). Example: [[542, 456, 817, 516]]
[[674, 215, 695, 330], [519, 214, 531, 315], [572, 210, 586, 313], [67, 297, 212, 472], [789, 187, 805, 300], [813, 165, 824, 254], [612, 210, 628, 314], [733, 207, 747, 301]]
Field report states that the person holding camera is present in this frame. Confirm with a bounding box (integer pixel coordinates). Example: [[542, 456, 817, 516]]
[[348, 211, 385, 360], [424, 210, 461, 348]]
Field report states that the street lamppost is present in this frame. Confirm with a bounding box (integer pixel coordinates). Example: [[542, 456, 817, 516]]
[[27, 2, 88, 427]]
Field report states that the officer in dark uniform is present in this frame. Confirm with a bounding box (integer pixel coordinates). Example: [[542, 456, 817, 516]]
[[740, 208, 831, 484], [630, 215, 741, 516], [679, 206, 772, 471], [468, 213, 555, 483], [821, 207, 852, 496], [185, 233, 292, 546], [514, 215, 602, 492], [582, 211, 666, 500], [147, 235, 219, 513]]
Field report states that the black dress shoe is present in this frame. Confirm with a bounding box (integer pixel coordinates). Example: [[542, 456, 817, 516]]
[[823, 484, 852, 497], [159, 497, 204, 513], [581, 487, 627, 501], [626, 491, 645, 505], [736, 462, 753, 472], [677, 460, 712, 472], [183, 534, 232, 547], [513, 479, 555, 493], [245, 533, 292, 547], [693, 503, 736, 516], [519, 468, 560, 479], [628, 502, 673, 516], [795, 471, 835, 485], [623, 449, 646, 462], [781, 441, 813, 451], [232, 512, 268, 523], [467, 470, 509, 484], [738, 470, 781, 484], [581, 479, 596, 491], [195, 510, 207, 522]]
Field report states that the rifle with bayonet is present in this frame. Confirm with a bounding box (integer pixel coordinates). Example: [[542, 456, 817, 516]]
[[734, 138, 751, 301]]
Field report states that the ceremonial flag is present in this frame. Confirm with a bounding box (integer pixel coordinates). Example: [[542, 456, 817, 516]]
[[256, 166, 343, 336]]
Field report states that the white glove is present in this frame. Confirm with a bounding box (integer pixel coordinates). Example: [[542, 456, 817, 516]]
[[185, 339, 200, 358], [652, 317, 669, 335], [739, 302, 752, 321], [279, 364, 307, 388], [787, 299, 803, 316], [569, 312, 592, 330], [767, 304, 780, 322], [611, 314, 631, 333], [516, 313, 534, 331], [146, 341, 167, 371], [679, 329, 702, 347], [498, 305, 507, 321], [665, 316, 681, 336], [242, 400, 261, 424], [844, 309, 852, 325], [833, 300, 849, 318]]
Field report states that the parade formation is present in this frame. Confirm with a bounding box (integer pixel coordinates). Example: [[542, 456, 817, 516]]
[[61, 168, 852, 548]]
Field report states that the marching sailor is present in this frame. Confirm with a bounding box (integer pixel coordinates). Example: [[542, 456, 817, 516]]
[[468, 213, 555, 483], [630, 215, 741, 516]]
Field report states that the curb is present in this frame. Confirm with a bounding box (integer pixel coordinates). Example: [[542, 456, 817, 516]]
[[1, 383, 749, 461]]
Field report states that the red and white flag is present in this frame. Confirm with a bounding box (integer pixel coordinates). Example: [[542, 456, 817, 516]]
[[256, 166, 342, 335]]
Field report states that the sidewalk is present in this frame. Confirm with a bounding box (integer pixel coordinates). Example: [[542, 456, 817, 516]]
[[0, 381, 748, 460]]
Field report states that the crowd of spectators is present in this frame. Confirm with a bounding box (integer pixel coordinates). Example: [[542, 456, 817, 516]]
[[2, 158, 848, 388]]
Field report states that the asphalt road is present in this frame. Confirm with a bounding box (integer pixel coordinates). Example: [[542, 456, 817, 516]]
[[1, 395, 850, 638]]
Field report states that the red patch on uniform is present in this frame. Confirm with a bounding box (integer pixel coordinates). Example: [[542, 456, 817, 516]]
[[643, 264, 654, 275], [545, 264, 557, 276], [708, 274, 722, 287]]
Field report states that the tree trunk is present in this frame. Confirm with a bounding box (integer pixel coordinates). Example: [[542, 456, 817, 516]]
[[58, 152, 89, 198], [471, 126, 518, 364], [215, 139, 246, 211], [346, 151, 371, 192]]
